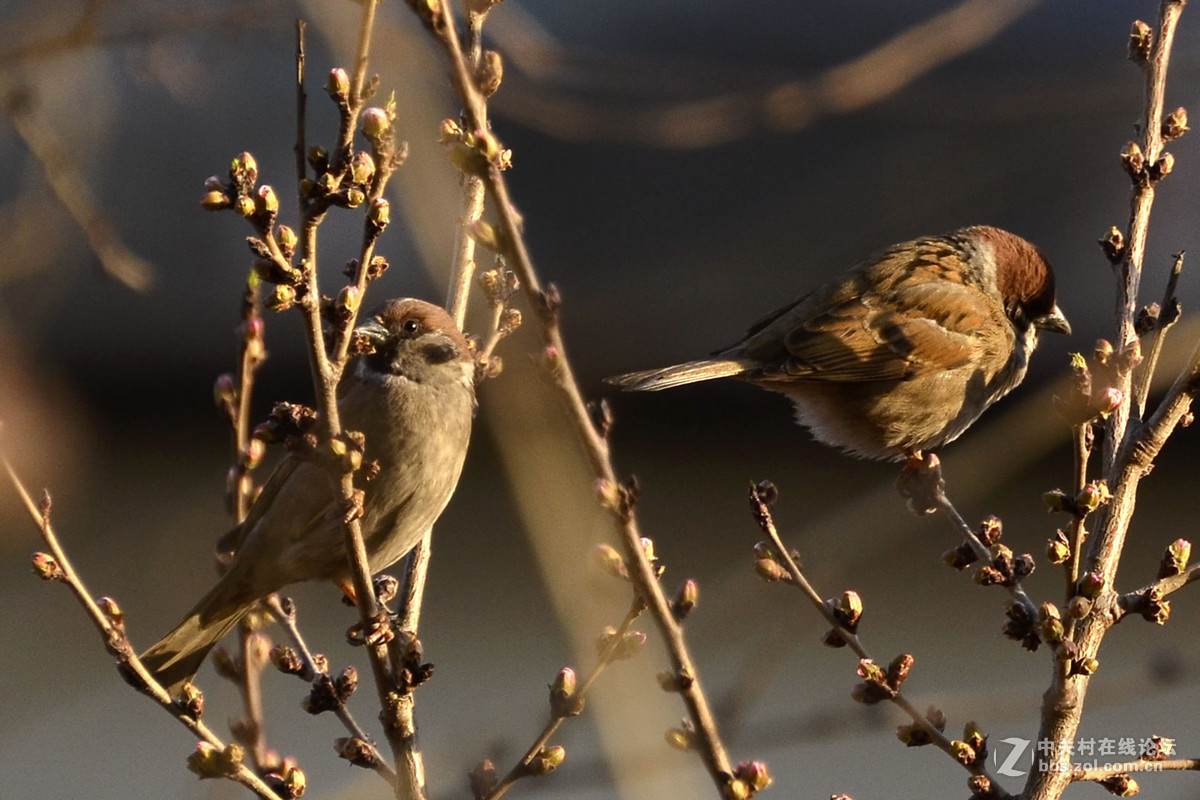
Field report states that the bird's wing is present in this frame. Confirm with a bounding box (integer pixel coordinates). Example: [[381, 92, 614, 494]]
[[215, 456, 332, 555], [766, 280, 997, 383]]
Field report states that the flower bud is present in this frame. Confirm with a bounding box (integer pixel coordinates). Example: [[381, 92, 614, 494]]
[[527, 745, 565, 775], [665, 727, 693, 751], [235, 195, 256, 217], [361, 107, 389, 142], [671, 579, 699, 621], [336, 284, 361, 316], [1151, 151, 1175, 181], [1163, 106, 1189, 141], [367, 198, 390, 228], [31, 552, 65, 581], [1075, 481, 1111, 514], [266, 284, 296, 312], [186, 741, 244, 778], [592, 543, 628, 579], [754, 558, 786, 582], [1158, 538, 1191, 578], [949, 740, 977, 766], [1092, 387, 1123, 418], [735, 761, 772, 792], [1120, 141, 1146, 180], [98, 596, 125, 631], [1129, 20, 1153, 63], [1098, 226, 1125, 263], [476, 49, 504, 98], [201, 191, 231, 210], [255, 185, 279, 217], [276, 225, 298, 258], [1046, 533, 1070, 565], [231, 151, 258, 184], [1077, 571, 1105, 598], [350, 152, 375, 185], [327, 67, 350, 102]]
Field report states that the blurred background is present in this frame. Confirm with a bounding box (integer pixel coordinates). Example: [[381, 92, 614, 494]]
[[2, 0, 1200, 798]]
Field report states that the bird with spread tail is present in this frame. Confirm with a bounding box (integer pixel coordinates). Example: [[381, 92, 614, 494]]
[[608, 226, 1070, 459]]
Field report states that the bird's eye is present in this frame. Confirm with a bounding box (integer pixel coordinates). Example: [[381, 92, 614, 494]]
[[402, 318, 421, 335]]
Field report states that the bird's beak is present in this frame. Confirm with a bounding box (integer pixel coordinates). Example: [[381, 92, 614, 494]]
[[354, 318, 389, 346], [1036, 305, 1071, 335]]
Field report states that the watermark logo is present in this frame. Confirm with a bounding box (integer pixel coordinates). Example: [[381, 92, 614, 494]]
[[990, 736, 1175, 778]]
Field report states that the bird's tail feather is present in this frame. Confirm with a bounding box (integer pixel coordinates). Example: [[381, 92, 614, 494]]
[[139, 583, 254, 697], [605, 358, 749, 391]]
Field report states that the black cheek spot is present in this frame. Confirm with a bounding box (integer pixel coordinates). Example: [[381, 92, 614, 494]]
[[422, 340, 458, 365]]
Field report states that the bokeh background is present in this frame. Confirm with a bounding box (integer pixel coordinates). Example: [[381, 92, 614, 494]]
[[2, 1, 1200, 798]]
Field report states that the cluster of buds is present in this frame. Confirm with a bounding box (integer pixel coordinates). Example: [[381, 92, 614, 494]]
[[265, 766, 306, 800], [942, 515, 1003, 570], [1043, 480, 1112, 519], [895, 704, 948, 747], [1058, 345, 1127, 427], [1002, 601, 1042, 652], [851, 653, 912, 705], [474, 263, 523, 380], [549, 666, 585, 718], [1125, 585, 1171, 625], [440, 117, 512, 176], [301, 666, 358, 714], [594, 476, 641, 523], [253, 401, 320, 454], [392, 631, 435, 692], [598, 626, 647, 663], [1129, 20, 1153, 62], [186, 741, 245, 779], [973, 543, 1035, 589], [343, 254, 391, 285], [725, 760, 772, 799], [1054, 636, 1100, 677], [1120, 137, 1177, 187], [201, 152, 264, 219]]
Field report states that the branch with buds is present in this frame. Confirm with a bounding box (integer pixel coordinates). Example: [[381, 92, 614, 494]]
[[406, 1, 767, 796], [14, 464, 294, 800], [747, 480, 1009, 799]]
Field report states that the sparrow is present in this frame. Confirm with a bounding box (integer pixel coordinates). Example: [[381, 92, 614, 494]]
[[140, 298, 475, 694], [608, 226, 1070, 459]]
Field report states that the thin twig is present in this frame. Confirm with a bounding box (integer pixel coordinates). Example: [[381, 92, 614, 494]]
[[1134, 251, 1186, 417], [411, 1, 746, 795], [2, 452, 285, 800], [485, 603, 645, 800], [748, 485, 1008, 794]]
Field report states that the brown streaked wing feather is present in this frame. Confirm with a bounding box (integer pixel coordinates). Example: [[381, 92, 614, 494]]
[[772, 280, 992, 382]]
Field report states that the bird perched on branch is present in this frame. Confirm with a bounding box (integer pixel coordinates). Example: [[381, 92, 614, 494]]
[[141, 298, 475, 694], [608, 226, 1069, 459]]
